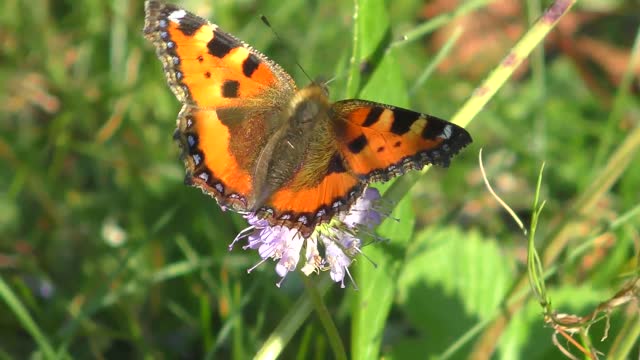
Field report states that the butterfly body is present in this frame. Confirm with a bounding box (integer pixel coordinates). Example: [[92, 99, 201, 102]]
[[250, 84, 337, 210], [144, 1, 472, 236]]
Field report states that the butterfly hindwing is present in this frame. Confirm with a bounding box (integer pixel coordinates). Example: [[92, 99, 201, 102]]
[[260, 169, 363, 234], [332, 100, 472, 183], [175, 106, 256, 211]]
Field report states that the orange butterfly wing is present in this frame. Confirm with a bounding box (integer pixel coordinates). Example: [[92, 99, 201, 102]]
[[144, 1, 296, 211], [261, 171, 363, 234], [174, 106, 257, 211], [332, 100, 472, 182], [143, 1, 295, 108]]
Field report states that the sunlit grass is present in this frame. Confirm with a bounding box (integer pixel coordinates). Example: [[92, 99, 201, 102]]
[[1, 0, 639, 359]]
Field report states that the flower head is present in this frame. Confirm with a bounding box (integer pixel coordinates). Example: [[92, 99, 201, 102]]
[[230, 187, 383, 287], [339, 187, 384, 230]]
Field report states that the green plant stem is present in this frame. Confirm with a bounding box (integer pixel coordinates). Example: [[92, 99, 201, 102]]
[[252, 275, 351, 360], [409, 25, 463, 95], [526, 0, 547, 158], [440, 158, 640, 360], [579, 328, 596, 359], [592, 26, 640, 168], [450, 0, 575, 129], [254, 277, 332, 360], [545, 123, 640, 263], [610, 202, 640, 230], [345, 0, 360, 98], [302, 276, 348, 360], [470, 111, 640, 360], [527, 165, 548, 307], [0, 276, 58, 359], [389, 0, 490, 49], [608, 312, 640, 360]]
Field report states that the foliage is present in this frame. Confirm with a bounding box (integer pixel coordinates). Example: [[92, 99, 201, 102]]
[[1, 0, 639, 359]]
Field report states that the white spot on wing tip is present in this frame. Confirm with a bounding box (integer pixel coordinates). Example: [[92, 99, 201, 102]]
[[439, 124, 453, 139], [168, 9, 187, 23]]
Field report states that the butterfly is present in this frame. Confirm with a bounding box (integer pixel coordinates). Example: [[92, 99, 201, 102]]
[[143, 0, 472, 236]]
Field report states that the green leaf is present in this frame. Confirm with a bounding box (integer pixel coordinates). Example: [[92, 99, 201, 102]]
[[0, 277, 58, 359], [346, 0, 393, 99], [393, 226, 515, 358], [349, 1, 422, 359], [353, 196, 415, 360], [348, 1, 421, 359]]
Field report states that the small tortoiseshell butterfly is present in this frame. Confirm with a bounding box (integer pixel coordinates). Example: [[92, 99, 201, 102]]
[[143, 0, 472, 236]]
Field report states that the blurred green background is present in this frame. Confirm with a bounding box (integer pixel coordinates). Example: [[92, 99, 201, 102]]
[[1, 0, 639, 359]]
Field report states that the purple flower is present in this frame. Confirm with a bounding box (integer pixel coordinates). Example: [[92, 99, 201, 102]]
[[339, 187, 384, 230], [230, 187, 383, 287], [322, 239, 355, 288]]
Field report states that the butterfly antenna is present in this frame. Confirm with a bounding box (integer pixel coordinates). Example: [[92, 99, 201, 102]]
[[260, 15, 314, 84], [323, 76, 337, 86]]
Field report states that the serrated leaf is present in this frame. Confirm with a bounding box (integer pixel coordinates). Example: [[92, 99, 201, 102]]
[[393, 226, 515, 357]]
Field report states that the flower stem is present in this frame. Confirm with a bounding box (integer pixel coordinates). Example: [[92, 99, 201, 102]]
[[254, 277, 332, 360], [302, 276, 347, 360]]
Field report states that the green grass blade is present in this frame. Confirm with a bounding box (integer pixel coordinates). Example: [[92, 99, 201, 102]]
[[254, 278, 333, 360], [389, 0, 490, 50], [0, 277, 57, 359], [409, 25, 463, 95]]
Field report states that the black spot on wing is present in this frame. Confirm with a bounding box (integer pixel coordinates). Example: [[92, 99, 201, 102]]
[[390, 108, 420, 135], [362, 107, 384, 127], [421, 115, 448, 140], [242, 53, 260, 78], [175, 13, 205, 36], [222, 80, 239, 98], [327, 153, 347, 174], [347, 135, 368, 154], [207, 30, 238, 58]]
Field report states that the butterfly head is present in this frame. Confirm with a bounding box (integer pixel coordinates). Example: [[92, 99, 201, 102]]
[[312, 77, 332, 97]]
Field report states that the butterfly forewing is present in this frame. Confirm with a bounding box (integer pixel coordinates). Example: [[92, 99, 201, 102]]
[[144, 0, 296, 109], [332, 100, 472, 183]]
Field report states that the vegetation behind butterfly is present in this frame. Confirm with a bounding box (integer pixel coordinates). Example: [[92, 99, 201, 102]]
[[1, 0, 639, 359]]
